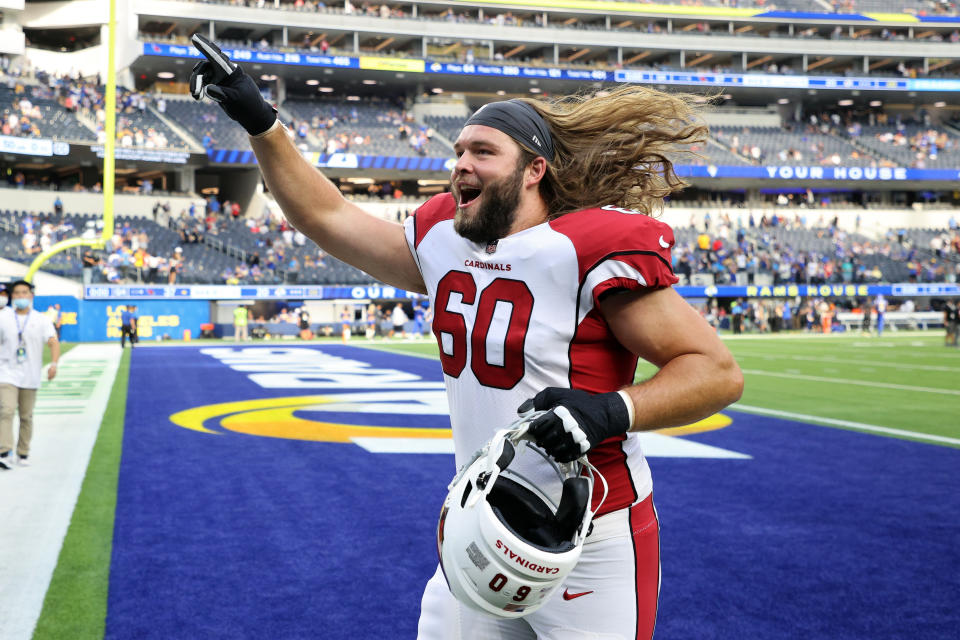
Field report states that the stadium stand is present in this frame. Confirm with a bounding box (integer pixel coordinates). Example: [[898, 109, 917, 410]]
[[853, 125, 960, 169], [836, 0, 954, 13], [0, 71, 196, 150], [3, 0, 960, 293], [667, 210, 960, 286], [189, 41, 938, 79], [0, 83, 93, 142], [114, 90, 194, 150], [170, 0, 960, 26], [712, 125, 877, 167], [283, 97, 452, 157], [162, 97, 251, 151], [214, 216, 377, 285], [6, 200, 955, 287], [422, 115, 465, 146], [693, 143, 752, 166]]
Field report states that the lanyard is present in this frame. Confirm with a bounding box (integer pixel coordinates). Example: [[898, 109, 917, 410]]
[[15, 311, 29, 346]]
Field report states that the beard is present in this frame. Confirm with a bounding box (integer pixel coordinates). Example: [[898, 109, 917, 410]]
[[453, 163, 525, 244]]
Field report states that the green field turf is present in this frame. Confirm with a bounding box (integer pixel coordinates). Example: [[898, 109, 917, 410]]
[[33, 348, 130, 640], [365, 333, 960, 448], [42, 342, 75, 365]]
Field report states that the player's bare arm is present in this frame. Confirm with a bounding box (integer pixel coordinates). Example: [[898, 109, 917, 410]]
[[524, 284, 743, 463], [248, 127, 425, 293], [46, 335, 59, 381], [600, 286, 744, 430], [189, 33, 425, 294]]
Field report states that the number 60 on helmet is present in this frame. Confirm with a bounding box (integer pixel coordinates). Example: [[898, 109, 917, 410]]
[[436, 412, 607, 618]]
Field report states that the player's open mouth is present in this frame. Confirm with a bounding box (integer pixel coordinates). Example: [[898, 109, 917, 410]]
[[458, 186, 482, 208]]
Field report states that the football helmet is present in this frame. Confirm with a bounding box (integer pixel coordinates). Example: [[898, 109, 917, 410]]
[[436, 411, 607, 619]]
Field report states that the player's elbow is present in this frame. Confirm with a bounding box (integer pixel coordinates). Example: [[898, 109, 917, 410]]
[[715, 352, 744, 407]]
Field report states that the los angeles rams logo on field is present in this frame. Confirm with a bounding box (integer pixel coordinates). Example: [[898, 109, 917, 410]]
[[167, 347, 747, 458]]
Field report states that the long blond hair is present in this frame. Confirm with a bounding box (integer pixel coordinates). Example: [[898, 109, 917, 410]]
[[514, 85, 710, 218]]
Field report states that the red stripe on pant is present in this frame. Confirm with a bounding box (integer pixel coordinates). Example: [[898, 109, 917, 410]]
[[629, 494, 660, 640]]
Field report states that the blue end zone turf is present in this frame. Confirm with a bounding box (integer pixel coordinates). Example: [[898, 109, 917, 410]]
[[654, 412, 960, 640], [107, 345, 452, 638], [106, 345, 960, 638]]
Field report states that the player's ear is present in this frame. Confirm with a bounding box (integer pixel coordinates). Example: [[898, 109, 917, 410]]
[[526, 156, 547, 187]]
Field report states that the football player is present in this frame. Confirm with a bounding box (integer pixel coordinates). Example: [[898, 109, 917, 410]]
[[191, 34, 743, 639]]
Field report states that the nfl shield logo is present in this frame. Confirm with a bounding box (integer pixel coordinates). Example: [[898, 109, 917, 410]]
[[485, 241, 498, 254]]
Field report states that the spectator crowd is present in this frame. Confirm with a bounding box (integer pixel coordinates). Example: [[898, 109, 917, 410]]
[[673, 210, 960, 287]]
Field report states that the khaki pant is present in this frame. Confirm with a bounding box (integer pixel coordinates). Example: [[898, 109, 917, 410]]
[[234, 324, 248, 342], [0, 384, 37, 457]]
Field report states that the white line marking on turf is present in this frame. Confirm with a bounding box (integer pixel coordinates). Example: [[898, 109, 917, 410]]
[[722, 332, 944, 341], [732, 345, 960, 361], [634, 433, 751, 459], [740, 369, 960, 396], [734, 353, 960, 373], [351, 432, 751, 459], [731, 404, 960, 446], [358, 345, 441, 360], [352, 437, 455, 454], [0, 345, 121, 640], [850, 341, 908, 348]]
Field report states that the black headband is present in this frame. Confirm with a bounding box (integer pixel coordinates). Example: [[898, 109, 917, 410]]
[[463, 100, 555, 162]]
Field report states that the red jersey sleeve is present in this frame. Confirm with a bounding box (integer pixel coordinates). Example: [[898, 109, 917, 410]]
[[410, 192, 456, 250], [549, 205, 678, 313]]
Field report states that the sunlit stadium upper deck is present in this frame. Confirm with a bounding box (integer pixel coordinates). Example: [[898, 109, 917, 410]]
[[133, 0, 960, 79]]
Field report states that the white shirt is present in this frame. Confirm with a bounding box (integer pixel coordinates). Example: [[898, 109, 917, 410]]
[[391, 306, 408, 326], [0, 307, 56, 389]]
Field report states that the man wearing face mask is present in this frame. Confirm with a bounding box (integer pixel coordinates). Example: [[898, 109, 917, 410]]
[[0, 280, 59, 469]]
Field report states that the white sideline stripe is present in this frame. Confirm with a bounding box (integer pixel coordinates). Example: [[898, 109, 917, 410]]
[[357, 345, 441, 361], [0, 345, 122, 640], [730, 404, 960, 446], [721, 332, 944, 341], [351, 432, 751, 459], [635, 432, 751, 459], [740, 368, 960, 396], [734, 353, 960, 373], [352, 437, 455, 454]]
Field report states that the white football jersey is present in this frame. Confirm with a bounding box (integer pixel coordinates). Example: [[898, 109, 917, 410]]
[[404, 193, 678, 516]]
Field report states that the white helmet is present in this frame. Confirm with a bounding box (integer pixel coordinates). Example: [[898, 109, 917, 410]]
[[436, 412, 607, 619]]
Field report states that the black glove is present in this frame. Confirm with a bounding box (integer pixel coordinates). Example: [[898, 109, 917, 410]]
[[189, 33, 277, 136], [519, 388, 632, 463]]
